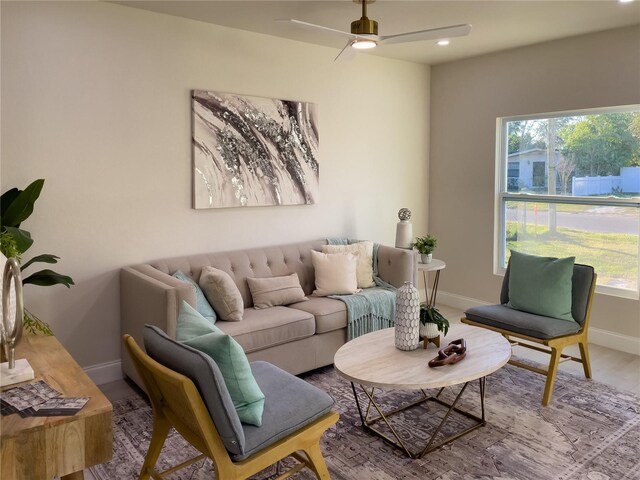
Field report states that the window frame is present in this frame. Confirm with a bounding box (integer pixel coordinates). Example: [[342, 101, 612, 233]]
[[494, 105, 640, 300]]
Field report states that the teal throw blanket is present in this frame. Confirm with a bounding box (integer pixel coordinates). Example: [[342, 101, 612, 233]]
[[326, 238, 396, 340]]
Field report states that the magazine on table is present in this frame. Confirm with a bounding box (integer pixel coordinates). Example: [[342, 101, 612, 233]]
[[0, 379, 89, 417]]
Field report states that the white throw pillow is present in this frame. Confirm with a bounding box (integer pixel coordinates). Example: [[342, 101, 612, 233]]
[[311, 251, 359, 296], [199, 266, 244, 322], [322, 241, 375, 288]]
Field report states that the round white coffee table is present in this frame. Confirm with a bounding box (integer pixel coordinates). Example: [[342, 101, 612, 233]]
[[334, 323, 511, 458]]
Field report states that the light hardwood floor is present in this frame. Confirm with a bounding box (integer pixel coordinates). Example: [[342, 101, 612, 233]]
[[85, 305, 639, 479]]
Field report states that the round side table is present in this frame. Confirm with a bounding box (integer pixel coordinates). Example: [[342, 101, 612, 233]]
[[417, 258, 445, 306]]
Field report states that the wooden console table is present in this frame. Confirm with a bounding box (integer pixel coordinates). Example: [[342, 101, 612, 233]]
[[1, 334, 113, 480]]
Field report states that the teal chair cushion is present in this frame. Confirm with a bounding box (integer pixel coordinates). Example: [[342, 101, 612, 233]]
[[501, 262, 595, 325], [176, 301, 222, 341], [176, 301, 265, 426], [507, 251, 575, 321], [183, 332, 266, 427]]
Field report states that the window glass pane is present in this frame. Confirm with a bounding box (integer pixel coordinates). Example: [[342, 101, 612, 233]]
[[505, 201, 639, 292], [506, 111, 640, 198]]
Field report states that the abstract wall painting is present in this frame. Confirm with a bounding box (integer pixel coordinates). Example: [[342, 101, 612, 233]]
[[192, 90, 319, 209]]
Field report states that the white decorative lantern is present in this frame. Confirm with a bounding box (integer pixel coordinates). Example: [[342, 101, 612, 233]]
[[395, 208, 413, 249], [394, 281, 420, 351]]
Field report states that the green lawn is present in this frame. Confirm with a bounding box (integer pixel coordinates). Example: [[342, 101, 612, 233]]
[[506, 222, 639, 291]]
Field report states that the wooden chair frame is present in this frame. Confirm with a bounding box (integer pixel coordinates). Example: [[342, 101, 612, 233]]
[[461, 273, 597, 406], [123, 335, 339, 480]]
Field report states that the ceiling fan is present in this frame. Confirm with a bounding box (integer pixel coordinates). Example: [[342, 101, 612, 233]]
[[279, 0, 472, 61]]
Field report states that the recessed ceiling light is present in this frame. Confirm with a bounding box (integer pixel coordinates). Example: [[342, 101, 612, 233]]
[[437, 39, 450, 46], [351, 39, 377, 50], [619, 0, 634, 3]]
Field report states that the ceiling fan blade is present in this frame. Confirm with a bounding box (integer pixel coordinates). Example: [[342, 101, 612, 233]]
[[277, 19, 357, 39], [276, 19, 380, 42], [379, 24, 472, 45], [334, 40, 356, 62]]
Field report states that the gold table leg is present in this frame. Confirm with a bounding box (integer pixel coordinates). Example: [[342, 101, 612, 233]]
[[350, 377, 487, 458]]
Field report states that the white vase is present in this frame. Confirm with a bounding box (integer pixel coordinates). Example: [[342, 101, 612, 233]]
[[421, 253, 432, 264], [420, 322, 440, 339], [394, 281, 420, 351]]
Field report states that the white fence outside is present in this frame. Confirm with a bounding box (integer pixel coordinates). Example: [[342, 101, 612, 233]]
[[572, 167, 640, 196]]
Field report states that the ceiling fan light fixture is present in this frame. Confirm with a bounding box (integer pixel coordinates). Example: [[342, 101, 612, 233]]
[[351, 39, 377, 50], [437, 39, 450, 46]]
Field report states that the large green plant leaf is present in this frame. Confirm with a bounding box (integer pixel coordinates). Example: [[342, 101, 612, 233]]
[[1, 179, 44, 228], [21, 254, 60, 271], [3, 227, 34, 253], [22, 269, 74, 288], [1, 188, 21, 217]]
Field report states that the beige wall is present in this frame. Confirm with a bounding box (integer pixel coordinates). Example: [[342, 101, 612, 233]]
[[1, 2, 430, 368], [430, 27, 640, 341]]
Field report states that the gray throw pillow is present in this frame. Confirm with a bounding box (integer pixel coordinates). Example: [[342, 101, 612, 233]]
[[199, 266, 244, 322]]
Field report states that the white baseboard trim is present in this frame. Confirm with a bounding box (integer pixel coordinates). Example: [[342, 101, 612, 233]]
[[435, 290, 492, 311], [588, 328, 640, 356], [84, 360, 123, 385], [437, 290, 640, 356]]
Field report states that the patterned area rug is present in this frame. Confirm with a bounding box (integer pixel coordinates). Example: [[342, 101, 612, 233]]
[[91, 362, 640, 480]]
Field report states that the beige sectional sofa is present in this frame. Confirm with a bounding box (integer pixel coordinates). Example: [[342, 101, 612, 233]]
[[120, 239, 416, 388]]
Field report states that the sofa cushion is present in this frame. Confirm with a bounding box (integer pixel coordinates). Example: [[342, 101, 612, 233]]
[[216, 307, 315, 354], [246, 273, 308, 309], [465, 304, 581, 340], [289, 297, 347, 334], [311, 250, 359, 296], [233, 361, 334, 462], [143, 325, 246, 456], [322, 241, 375, 288], [172, 270, 217, 323], [199, 266, 244, 322]]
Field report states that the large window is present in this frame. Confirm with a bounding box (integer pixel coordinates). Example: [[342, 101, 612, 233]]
[[496, 106, 640, 298]]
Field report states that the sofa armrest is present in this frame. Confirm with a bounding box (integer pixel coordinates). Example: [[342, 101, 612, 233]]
[[120, 265, 195, 386], [377, 245, 417, 288]]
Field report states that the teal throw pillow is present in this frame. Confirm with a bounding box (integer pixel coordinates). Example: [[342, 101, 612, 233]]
[[183, 332, 265, 426], [173, 270, 217, 324], [507, 251, 575, 322], [176, 301, 222, 342]]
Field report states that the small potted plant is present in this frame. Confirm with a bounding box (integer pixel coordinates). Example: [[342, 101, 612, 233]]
[[413, 235, 437, 263], [419, 303, 449, 344]]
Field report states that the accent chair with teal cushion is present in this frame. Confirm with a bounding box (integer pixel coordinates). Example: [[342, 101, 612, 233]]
[[127, 326, 337, 479], [462, 252, 596, 406]]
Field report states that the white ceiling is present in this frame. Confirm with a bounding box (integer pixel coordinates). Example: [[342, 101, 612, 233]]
[[113, 1, 640, 64]]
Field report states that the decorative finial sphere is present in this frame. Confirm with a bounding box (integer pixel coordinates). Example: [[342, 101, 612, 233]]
[[398, 208, 411, 221]]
